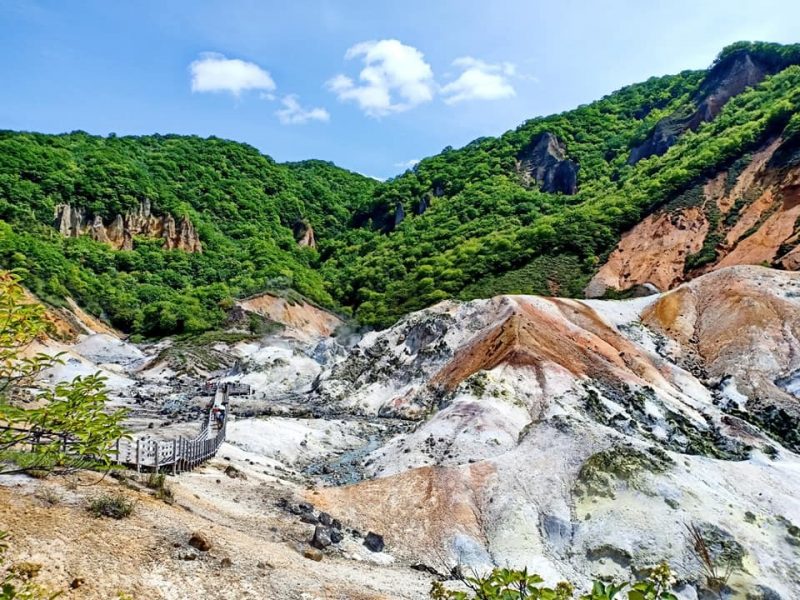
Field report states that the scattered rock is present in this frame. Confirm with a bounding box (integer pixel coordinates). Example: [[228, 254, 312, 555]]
[[303, 547, 323, 562], [330, 529, 344, 544], [300, 513, 318, 525], [224, 465, 246, 480], [318, 512, 332, 526], [188, 532, 212, 552], [69, 577, 85, 589], [363, 532, 385, 553], [311, 525, 332, 549], [220, 557, 232, 568]]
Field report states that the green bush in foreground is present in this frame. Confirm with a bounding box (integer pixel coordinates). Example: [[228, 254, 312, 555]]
[[431, 563, 677, 600]]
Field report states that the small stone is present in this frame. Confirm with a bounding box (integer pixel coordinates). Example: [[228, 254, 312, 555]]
[[220, 557, 232, 568], [303, 547, 323, 562], [69, 577, 85, 589], [363, 532, 384, 552], [188, 532, 212, 552], [331, 518, 342, 530], [225, 465, 246, 480], [318, 512, 332, 526], [330, 529, 344, 544]]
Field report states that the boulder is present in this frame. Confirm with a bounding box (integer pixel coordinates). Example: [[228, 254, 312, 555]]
[[311, 525, 333, 549], [363, 531, 385, 553], [303, 547, 323, 562], [188, 532, 212, 552]]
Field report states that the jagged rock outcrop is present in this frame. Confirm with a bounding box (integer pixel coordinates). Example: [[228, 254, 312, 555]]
[[293, 220, 316, 248], [394, 202, 406, 227], [416, 196, 429, 216], [516, 132, 578, 195], [629, 50, 775, 164], [53, 200, 202, 253]]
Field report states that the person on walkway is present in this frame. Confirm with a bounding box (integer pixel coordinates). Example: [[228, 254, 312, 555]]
[[215, 405, 226, 429]]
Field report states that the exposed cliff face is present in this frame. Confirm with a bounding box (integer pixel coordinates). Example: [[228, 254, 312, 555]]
[[53, 200, 202, 253], [516, 132, 579, 194], [293, 220, 316, 248], [629, 50, 775, 164], [589, 135, 800, 297]]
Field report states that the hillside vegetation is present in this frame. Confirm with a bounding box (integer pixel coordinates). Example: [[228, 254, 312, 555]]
[[0, 133, 376, 334], [1, 42, 799, 332]]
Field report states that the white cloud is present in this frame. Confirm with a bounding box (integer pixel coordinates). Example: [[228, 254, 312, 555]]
[[190, 52, 275, 96], [326, 39, 435, 117], [441, 57, 516, 104], [276, 95, 330, 125], [394, 159, 420, 170]]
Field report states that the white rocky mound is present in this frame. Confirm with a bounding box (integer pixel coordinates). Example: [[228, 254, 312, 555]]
[[309, 266, 800, 598]]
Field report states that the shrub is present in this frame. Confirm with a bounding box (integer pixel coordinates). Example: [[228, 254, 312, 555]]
[[88, 493, 135, 519], [430, 563, 678, 600], [145, 472, 174, 504]]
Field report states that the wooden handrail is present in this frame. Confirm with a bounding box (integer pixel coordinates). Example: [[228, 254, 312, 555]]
[[1, 385, 231, 475]]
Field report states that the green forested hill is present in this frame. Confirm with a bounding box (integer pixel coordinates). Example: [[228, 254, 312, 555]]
[[1, 41, 800, 334], [0, 132, 376, 334], [323, 41, 800, 325]]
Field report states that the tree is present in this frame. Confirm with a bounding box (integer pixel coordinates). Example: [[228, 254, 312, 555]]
[[0, 271, 128, 476]]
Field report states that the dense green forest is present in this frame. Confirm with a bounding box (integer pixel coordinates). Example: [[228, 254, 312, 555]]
[[0, 133, 376, 334], [1, 41, 799, 333]]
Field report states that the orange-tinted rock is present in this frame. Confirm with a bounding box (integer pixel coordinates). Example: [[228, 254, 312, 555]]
[[585, 207, 708, 297]]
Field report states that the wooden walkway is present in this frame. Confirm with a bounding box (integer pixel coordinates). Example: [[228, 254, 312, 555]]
[[1, 385, 231, 475], [115, 385, 230, 474]]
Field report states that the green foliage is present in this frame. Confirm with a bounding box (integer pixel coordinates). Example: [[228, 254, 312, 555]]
[[326, 43, 800, 326], [429, 564, 678, 600], [0, 133, 376, 335], [0, 271, 128, 475], [87, 492, 135, 519], [1, 42, 799, 332]]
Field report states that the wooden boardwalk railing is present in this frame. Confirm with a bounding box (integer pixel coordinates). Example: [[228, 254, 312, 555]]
[[115, 385, 230, 474], [1, 385, 231, 475]]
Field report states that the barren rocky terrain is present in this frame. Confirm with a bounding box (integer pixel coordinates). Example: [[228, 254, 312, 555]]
[[2, 265, 799, 599]]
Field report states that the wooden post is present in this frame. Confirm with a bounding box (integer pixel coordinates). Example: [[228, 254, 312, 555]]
[[172, 439, 177, 475], [115, 438, 121, 465], [154, 441, 160, 473], [136, 438, 141, 473]]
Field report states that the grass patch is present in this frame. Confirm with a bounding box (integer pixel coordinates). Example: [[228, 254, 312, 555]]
[[88, 493, 135, 519], [144, 472, 174, 504]]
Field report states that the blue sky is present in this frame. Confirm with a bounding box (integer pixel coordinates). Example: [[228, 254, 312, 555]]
[[1, 0, 799, 180]]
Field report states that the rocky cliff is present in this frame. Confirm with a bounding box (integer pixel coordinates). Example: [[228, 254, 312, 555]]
[[53, 199, 202, 253], [588, 133, 800, 297], [629, 49, 777, 164], [516, 132, 579, 194]]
